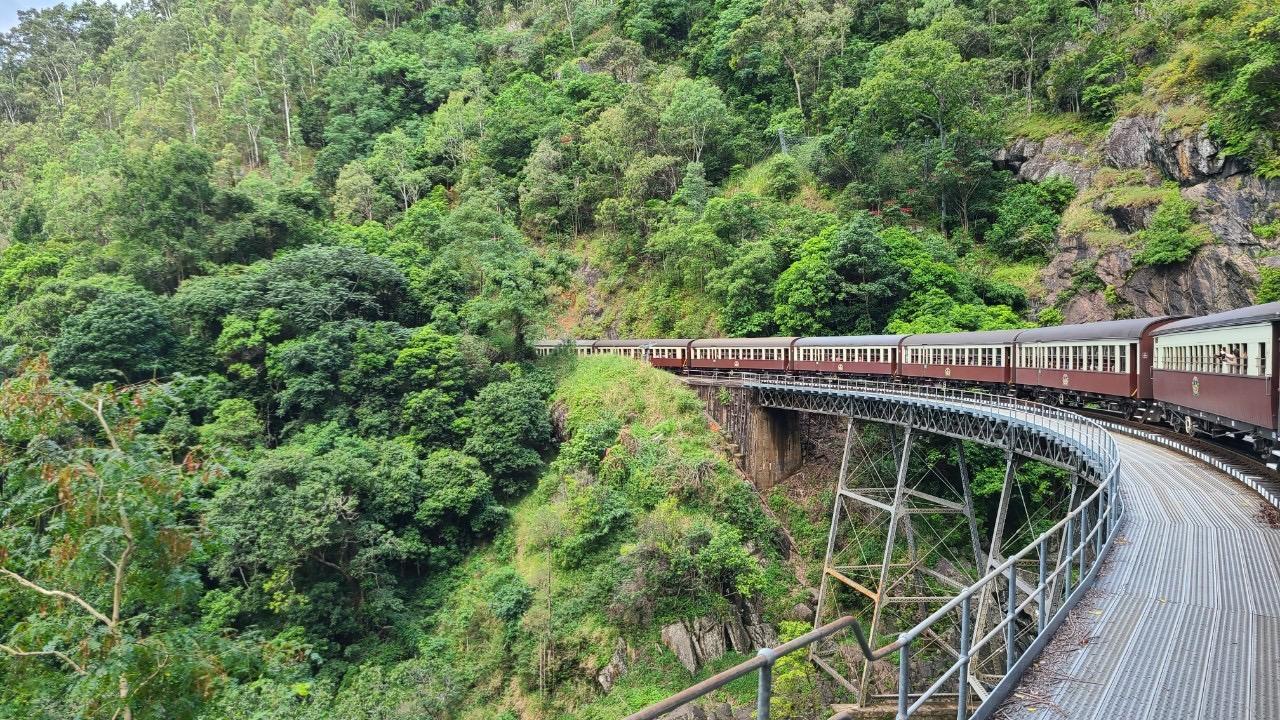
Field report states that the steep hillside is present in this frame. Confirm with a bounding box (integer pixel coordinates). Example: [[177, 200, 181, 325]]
[[0, 0, 1278, 717]]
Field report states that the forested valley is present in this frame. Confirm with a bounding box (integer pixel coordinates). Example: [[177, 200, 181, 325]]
[[0, 0, 1277, 717]]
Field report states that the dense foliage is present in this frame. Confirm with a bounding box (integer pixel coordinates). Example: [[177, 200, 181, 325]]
[[1, 0, 1277, 716]]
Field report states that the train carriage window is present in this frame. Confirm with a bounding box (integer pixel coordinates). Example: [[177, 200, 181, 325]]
[[1260, 342, 1268, 377]]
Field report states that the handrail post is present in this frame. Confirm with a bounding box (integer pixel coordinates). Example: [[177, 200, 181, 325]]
[[898, 635, 910, 720], [1005, 563, 1017, 673], [757, 647, 777, 720], [1094, 492, 1103, 559], [1037, 536, 1047, 635], [1064, 513, 1073, 598], [1078, 505, 1087, 580], [957, 596, 970, 720]]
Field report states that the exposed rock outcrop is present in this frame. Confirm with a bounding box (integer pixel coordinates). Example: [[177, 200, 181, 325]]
[[995, 134, 1097, 190], [659, 598, 778, 674], [1102, 115, 1244, 184], [1027, 111, 1280, 322], [597, 639, 629, 693]]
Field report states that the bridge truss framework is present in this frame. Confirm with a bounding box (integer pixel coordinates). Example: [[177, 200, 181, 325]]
[[751, 377, 1119, 718]]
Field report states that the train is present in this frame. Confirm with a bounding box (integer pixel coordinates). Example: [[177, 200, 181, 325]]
[[536, 302, 1280, 466]]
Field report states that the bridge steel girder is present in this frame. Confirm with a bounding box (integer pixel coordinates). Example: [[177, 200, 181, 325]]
[[749, 385, 1108, 485]]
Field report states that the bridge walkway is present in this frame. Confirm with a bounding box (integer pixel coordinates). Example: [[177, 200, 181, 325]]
[[1004, 434, 1280, 720]]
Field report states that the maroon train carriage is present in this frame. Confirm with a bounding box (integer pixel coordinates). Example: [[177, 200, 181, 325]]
[[792, 335, 903, 377], [1152, 302, 1280, 441], [900, 330, 1020, 386], [1014, 317, 1180, 404], [689, 337, 797, 372], [592, 338, 691, 368]]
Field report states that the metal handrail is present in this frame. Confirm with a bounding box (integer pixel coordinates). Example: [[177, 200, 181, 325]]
[[624, 374, 1124, 720]]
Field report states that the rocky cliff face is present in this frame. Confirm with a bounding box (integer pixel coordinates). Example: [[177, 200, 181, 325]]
[[1002, 114, 1280, 322]]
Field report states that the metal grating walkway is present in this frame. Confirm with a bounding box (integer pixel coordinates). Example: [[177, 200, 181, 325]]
[[1003, 435, 1280, 720]]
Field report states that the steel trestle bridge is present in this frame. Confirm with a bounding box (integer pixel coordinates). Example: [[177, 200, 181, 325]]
[[626, 374, 1125, 720]]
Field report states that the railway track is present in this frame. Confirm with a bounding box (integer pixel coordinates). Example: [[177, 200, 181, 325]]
[[1080, 409, 1280, 481]]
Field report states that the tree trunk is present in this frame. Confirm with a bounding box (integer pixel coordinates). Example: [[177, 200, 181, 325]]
[[282, 85, 293, 149], [784, 56, 804, 117]]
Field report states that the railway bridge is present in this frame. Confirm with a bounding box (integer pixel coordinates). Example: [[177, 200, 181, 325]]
[[624, 374, 1280, 720]]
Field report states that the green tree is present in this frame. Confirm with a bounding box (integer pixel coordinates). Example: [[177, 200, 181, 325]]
[[462, 376, 552, 495], [111, 143, 216, 291], [1134, 197, 1205, 266], [0, 362, 215, 719], [50, 289, 177, 385], [985, 177, 1076, 259], [659, 77, 728, 163]]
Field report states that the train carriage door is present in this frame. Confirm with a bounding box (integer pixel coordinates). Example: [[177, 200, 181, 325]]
[[1272, 322, 1279, 433]]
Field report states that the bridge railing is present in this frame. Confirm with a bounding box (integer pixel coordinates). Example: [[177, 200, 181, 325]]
[[685, 369, 1117, 474], [627, 375, 1124, 720]]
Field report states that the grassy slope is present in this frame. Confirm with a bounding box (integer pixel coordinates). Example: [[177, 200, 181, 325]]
[[416, 356, 800, 718]]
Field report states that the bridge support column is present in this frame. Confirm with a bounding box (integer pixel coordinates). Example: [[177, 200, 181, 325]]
[[811, 414, 986, 711], [744, 403, 803, 490]]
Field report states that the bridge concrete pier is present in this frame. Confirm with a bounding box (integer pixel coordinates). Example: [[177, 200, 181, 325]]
[[692, 383, 803, 490]]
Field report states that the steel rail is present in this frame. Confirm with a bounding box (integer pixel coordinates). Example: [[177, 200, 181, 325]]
[[623, 373, 1124, 720]]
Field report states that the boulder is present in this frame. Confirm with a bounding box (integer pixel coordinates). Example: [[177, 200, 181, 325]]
[[1102, 202, 1157, 233], [691, 616, 726, 663], [993, 137, 1042, 174], [597, 639, 628, 693], [788, 602, 815, 623], [1119, 244, 1258, 317], [660, 622, 701, 674], [1151, 126, 1241, 184], [1102, 116, 1159, 169], [1015, 134, 1097, 190], [1102, 114, 1243, 184], [1183, 175, 1280, 249]]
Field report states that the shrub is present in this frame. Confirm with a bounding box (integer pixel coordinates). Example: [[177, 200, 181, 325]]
[[1133, 197, 1204, 266], [1037, 307, 1064, 325], [985, 177, 1077, 260], [763, 154, 802, 200], [1258, 267, 1280, 303]]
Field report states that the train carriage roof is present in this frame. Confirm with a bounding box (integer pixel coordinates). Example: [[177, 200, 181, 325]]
[[795, 335, 906, 347], [690, 337, 798, 347], [593, 338, 691, 347], [1016, 317, 1180, 343], [533, 339, 595, 347], [1153, 302, 1280, 335], [901, 329, 1023, 346]]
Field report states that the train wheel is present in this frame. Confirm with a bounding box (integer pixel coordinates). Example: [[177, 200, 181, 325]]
[[1183, 415, 1195, 436]]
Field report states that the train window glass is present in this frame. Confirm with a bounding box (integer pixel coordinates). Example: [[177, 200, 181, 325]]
[[1260, 342, 1268, 376]]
